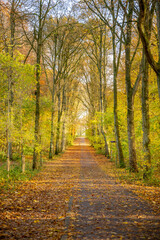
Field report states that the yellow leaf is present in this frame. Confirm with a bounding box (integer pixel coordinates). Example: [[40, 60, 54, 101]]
[[34, 220, 40, 223]]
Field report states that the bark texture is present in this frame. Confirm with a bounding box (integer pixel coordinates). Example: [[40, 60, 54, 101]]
[[125, 0, 138, 172], [138, 0, 160, 98], [33, 1, 43, 170], [111, 0, 125, 167]]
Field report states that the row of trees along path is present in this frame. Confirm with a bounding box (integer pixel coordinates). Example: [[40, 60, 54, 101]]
[[0, 0, 160, 239], [0, 138, 160, 239], [1, 0, 160, 178]]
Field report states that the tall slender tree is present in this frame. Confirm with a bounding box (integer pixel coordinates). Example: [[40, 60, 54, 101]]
[[22, 0, 56, 169], [82, 0, 125, 165], [138, 0, 160, 98], [124, 0, 138, 172], [81, 20, 110, 157], [139, 0, 155, 177]]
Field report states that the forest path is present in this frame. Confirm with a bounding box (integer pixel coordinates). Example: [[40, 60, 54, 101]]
[[0, 138, 160, 239], [63, 138, 160, 240]]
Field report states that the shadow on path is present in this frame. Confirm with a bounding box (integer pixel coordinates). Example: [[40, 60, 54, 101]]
[[65, 138, 160, 240], [0, 138, 159, 240]]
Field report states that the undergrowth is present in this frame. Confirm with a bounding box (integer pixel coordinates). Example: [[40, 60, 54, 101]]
[[115, 167, 160, 187], [95, 149, 160, 187], [0, 162, 40, 192]]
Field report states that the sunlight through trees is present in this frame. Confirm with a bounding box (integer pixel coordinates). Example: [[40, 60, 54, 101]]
[[0, 0, 159, 182]]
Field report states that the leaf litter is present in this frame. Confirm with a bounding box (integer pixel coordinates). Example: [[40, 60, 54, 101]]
[[0, 138, 160, 239]]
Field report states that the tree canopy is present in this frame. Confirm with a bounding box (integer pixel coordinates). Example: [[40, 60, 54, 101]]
[[0, 0, 160, 182]]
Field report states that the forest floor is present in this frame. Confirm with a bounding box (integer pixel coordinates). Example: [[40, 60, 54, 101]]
[[0, 138, 160, 239]]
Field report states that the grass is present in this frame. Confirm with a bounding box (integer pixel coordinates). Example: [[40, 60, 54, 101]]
[[0, 150, 68, 192], [94, 148, 160, 187], [0, 159, 40, 192], [111, 163, 160, 187]]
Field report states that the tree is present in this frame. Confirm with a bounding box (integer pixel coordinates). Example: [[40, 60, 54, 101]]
[[82, 0, 125, 166], [78, 19, 110, 156], [0, 0, 25, 171], [82, 0, 144, 171], [22, 0, 56, 169], [43, 15, 83, 156], [139, 0, 155, 177], [54, 19, 82, 154], [42, 19, 58, 159], [137, 0, 160, 98], [0, 52, 35, 172], [123, 0, 140, 172], [111, 0, 125, 167]]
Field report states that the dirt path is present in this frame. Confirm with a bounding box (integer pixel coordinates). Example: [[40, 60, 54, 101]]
[[0, 138, 160, 239]]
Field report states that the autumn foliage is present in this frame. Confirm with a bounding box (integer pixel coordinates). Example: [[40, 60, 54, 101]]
[[0, 0, 160, 186]]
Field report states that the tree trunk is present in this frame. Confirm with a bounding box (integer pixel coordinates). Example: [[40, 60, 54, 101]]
[[156, 1, 160, 56], [142, 53, 151, 174], [32, 0, 43, 170], [33, 2, 42, 169], [10, 0, 15, 58], [99, 27, 110, 158], [7, 0, 16, 170], [125, 0, 138, 172], [141, 1, 152, 178], [20, 104, 25, 173], [33, 60, 41, 169], [55, 122, 60, 155], [101, 129, 110, 158], [157, 73, 160, 99], [40, 135, 43, 167], [112, 11, 125, 167], [61, 81, 67, 152], [7, 77, 13, 171], [127, 94, 138, 172], [156, 1, 160, 98], [7, 0, 15, 171], [138, 0, 160, 98], [103, 26, 107, 113], [55, 88, 61, 155], [22, 154, 25, 173], [61, 121, 66, 152], [49, 87, 55, 159], [114, 111, 125, 167], [49, 34, 57, 159]]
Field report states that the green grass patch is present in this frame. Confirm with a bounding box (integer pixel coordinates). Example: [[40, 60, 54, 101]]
[[114, 166, 160, 187], [0, 152, 7, 162], [0, 161, 40, 192]]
